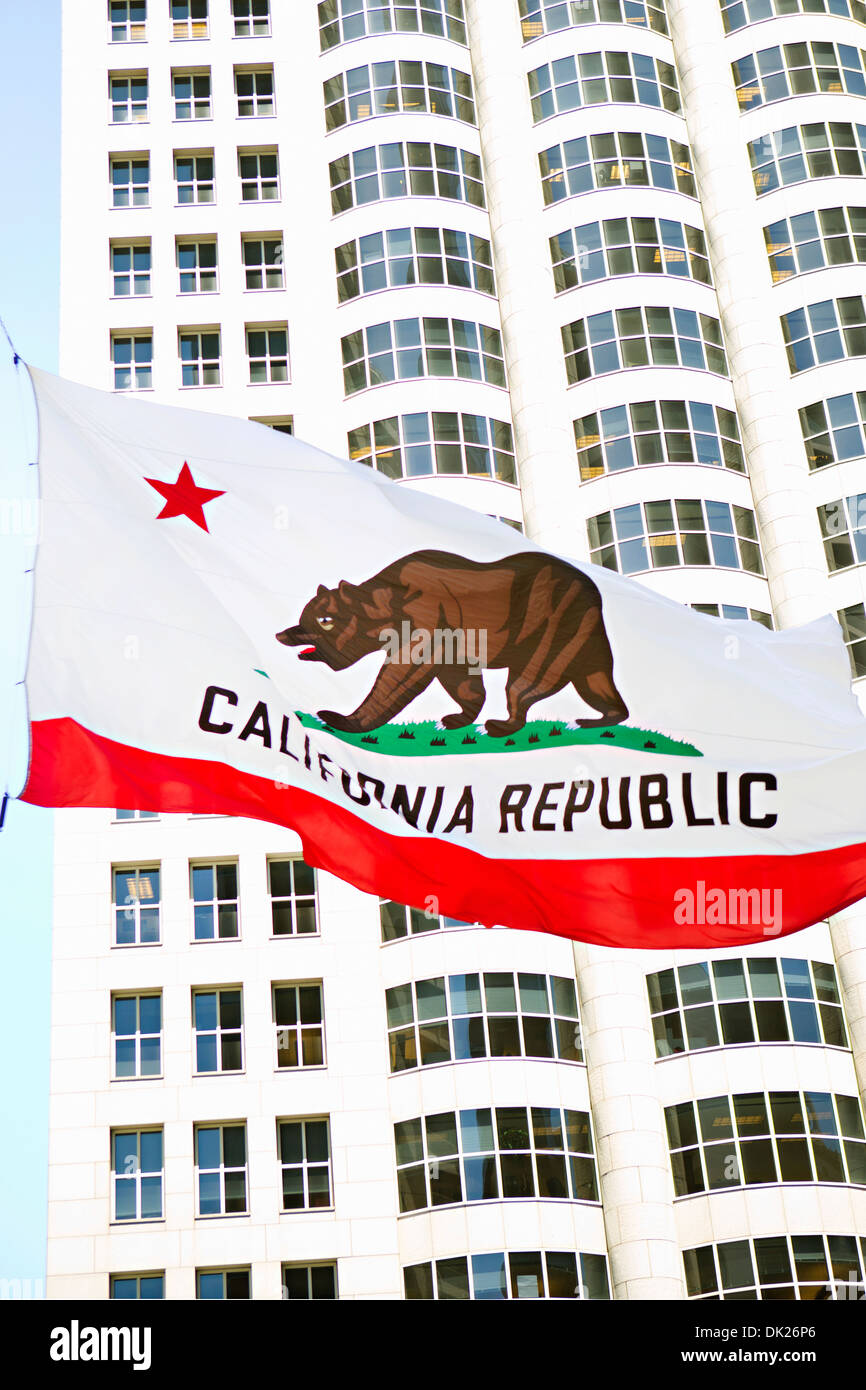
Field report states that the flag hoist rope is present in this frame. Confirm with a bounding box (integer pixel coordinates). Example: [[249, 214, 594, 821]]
[[0, 316, 39, 830]]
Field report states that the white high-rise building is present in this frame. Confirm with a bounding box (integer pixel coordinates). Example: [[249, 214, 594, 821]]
[[47, 0, 866, 1301]]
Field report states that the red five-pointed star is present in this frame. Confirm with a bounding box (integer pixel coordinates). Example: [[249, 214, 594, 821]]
[[144, 461, 225, 533]]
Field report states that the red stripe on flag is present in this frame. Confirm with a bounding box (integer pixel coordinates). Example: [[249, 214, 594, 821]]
[[21, 716, 866, 949]]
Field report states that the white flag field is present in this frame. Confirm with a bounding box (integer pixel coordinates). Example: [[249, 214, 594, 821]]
[[15, 368, 866, 948]]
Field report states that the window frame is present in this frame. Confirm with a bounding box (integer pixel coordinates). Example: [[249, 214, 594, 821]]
[[194, 1122, 249, 1216], [242, 234, 284, 290], [111, 1127, 164, 1222], [110, 1271, 165, 1300], [109, 71, 149, 124], [273, 981, 326, 1070], [174, 149, 215, 204], [190, 859, 240, 940], [177, 237, 219, 294], [238, 147, 280, 201], [277, 1117, 335, 1212], [171, 0, 209, 41], [112, 991, 163, 1079], [110, 239, 152, 298], [109, 0, 147, 42], [246, 323, 290, 383], [112, 863, 161, 945], [178, 326, 222, 387], [232, 0, 271, 37], [193, 986, 245, 1074], [172, 68, 212, 121], [234, 65, 276, 119]]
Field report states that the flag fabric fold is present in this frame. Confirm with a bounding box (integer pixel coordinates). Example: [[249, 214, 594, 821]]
[[19, 368, 866, 948]]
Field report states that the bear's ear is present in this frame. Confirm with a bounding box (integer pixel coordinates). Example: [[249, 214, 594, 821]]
[[338, 579, 357, 605], [317, 584, 329, 600], [361, 586, 394, 623]]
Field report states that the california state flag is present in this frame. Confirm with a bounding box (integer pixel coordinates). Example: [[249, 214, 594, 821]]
[[19, 369, 866, 947]]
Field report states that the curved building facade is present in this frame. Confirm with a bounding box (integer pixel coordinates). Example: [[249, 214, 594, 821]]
[[48, 0, 866, 1299]]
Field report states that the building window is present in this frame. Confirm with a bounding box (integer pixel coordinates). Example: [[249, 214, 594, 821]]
[[172, 0, 208, 40], [246, 324, 289, 382], [685, 1233, 866, 1300], [749, 120, 866, 195], [404, 1250, 611, 1300], [251, 414, 294, 433], [765, 205, 866, 284], [111, 155, 150, 207], [112, 332, 153, 391], [179, 329, 221, 386], [191, 862, 239, 939], [528, 51, 681, 123], [177, 239, 218, 293], [647, 957, 849, 1058], [175, 151, 215, 203], [324, 60, 476, 131], [232, 0, 270, 36], [519, 0, 667, 41], [268, 858, 318, 933], [239, 148, 280, 200], [800, 391, 866, 469], [110, 1272, 164, 1299], [575, 400, 745, 481], [819, 493, 866, 570], [588, 499, 764, 576], [112, 993, 162, 1077], [396, 1106, 599, 1212], [110, 72, 148, 123], [666, 1090, 866, 1195], [113, 865, 160, 944], [111, 241, 151, 297], [551, 217, 711, 293], [733, 41, 866, 112], [329, 141, 485, 213], [173, 70, 211, 120], [563, 306, 728, 384], [235, 66, 275, 117], [782, 295, 866, 373], [196, 1269, 251, 1299], [320, 0, 467, 51], [110, 0, 147, 41], [341, 316, 505, 394], [274, 984, 325, 1068], [839, 602, 866, 677], [693, 602, 773, 629], [349, 411, 516, 483], [722, 0, 866, 33], [112, 1129, 163, 1221], [539, 131, 695, 206], [195, 1123, 248, 1214], [379, 898, 478, 940], [282, 1264, 338, 1300], [386, 972, 582, 1073], [278, 1119, 333, 1210], [115, 808, 158, 819], [242, 235, 283, 289], [336, 226, 494, 302], [193, 988, 244, 1072]]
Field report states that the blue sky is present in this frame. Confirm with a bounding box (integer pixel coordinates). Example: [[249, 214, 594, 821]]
[[0, 2, 60, 1283]]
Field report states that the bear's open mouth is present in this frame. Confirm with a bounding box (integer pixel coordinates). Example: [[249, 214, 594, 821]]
[[299, 645, 318, 659]]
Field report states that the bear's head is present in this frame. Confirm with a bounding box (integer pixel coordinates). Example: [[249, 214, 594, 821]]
[[276, 579, 398, 670]]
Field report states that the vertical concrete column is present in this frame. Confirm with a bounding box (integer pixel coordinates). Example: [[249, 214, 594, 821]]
[[826, 905, 866, 1101], [463, 0, 589, 561], [668, 0, 831, 628], [573, 943, 685, 1299]]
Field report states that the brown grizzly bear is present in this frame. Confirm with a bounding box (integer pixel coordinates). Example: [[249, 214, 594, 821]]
[[275, 549, 628, 738]]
